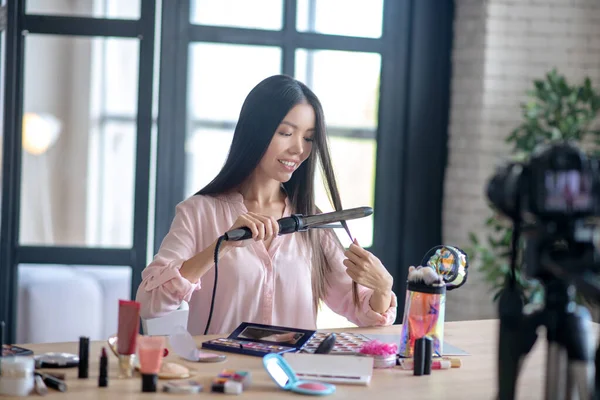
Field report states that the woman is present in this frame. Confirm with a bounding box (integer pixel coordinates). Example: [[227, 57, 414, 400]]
[[136, 75, 397, 335]]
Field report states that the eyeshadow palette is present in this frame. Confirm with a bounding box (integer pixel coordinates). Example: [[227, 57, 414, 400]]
[[1, 344, 34, 357], [302, 332, 372, 355], [201, 322, 316, 357]]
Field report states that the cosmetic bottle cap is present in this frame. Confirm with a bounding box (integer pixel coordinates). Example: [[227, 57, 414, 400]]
[[142, 373, 158, 392], [0, 357, 34, 377], [118, 354, 135, 378], [444, 357, 462, 368]]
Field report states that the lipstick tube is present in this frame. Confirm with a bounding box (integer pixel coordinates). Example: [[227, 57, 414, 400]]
[[34, 374, 48, 396], [99, 347, 108, 387], [35, 372, 67, 392], [78, 336, 90, 379], [413, 338, 425, 376], [423, 337, 433, 375]]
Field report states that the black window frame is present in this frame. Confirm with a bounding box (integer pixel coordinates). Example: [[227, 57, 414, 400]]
[[0, 0, 156, 342], [1, 0, 454, 342]]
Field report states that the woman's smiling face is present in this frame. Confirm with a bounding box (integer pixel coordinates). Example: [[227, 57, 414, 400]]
[[256, 102, 316, 183]]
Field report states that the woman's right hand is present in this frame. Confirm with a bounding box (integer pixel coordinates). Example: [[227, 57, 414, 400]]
[[225, 212, 280, 247]]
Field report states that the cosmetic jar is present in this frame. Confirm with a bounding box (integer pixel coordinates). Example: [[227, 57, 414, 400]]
[[373, 354, 397, 369], [0, 357, 35, 396]]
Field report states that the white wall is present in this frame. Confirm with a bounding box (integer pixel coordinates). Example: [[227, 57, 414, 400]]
[[444, 0, 600, 320]]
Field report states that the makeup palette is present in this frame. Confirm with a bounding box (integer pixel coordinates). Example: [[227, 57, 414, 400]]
[[201, 322, 316, 357], [162, 380, 203, 394], [1, 344, 34, 357], [303, 332, 372, 355], [263, 353, 336, 396]]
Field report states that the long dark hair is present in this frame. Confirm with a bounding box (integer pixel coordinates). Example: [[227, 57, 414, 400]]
[[196, 74, 359, 310]]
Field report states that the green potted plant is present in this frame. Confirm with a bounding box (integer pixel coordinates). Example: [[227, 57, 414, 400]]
[[467, 69, 600, 303]]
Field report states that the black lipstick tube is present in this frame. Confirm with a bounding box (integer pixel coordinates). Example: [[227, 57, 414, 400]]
[[413, 338, 425, 376], [78, 336, 89, 379]]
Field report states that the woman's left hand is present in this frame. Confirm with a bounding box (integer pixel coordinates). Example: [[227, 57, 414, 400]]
[[343, 239, 393, 294]]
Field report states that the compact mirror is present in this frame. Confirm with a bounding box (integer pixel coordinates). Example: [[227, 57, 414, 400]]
[[264, 357, 291, 388], [34, 353, 79, 368], [168, 326, 226, 363], [263, 353, 336, 396]]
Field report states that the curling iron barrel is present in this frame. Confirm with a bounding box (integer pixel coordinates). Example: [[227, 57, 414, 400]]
[[223, 207, 374, 241]]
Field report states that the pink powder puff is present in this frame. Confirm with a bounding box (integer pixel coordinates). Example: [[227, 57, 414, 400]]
[[359, 340, 398, 356]]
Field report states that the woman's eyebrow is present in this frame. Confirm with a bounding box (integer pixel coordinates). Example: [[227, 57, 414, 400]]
[[281, 120, 315, 132]]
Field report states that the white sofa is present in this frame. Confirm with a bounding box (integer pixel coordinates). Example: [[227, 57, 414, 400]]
[[17, 265, 132, 344]]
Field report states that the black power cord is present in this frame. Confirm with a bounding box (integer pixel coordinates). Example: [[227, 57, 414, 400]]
[[201, 207, 370, 335], [204, 235, 226, 335]]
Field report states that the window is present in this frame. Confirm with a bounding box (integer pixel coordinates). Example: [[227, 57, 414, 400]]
[[190, 0, 283, 30], [296, 0, 384, 38], [185, 43, 282, 197], [181, 3, 384, 247], [26, 0, 141, 19], [19, 35, 139, 248], [296, 49, 380, 247], [171, 1, 386, 329], [1, 0, 156, 345]]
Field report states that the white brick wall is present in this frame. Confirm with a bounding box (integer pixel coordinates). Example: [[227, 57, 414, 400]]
[[444, 0, 600, 320]]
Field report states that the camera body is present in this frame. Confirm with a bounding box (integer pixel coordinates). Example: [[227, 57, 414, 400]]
[[486, 141, 600, 282]]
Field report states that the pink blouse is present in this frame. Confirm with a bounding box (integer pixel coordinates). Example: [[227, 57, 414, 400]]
[[136, 192, 397, 335]]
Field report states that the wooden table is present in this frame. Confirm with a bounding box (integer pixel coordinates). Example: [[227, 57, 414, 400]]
[[5, 320, 552, 399]]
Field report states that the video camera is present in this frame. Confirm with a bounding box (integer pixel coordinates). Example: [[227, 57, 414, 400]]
[[487, 141, 600, 288], [485, 141, 600, 400]]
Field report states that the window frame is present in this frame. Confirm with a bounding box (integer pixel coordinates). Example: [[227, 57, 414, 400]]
[[0, 0, 455, 342], [155, 0, 387, 254], [0, 0, 156, 342], [154, 0, 454, 324]]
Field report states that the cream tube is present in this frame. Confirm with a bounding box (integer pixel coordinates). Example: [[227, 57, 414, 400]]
[[116, 300, 141, 378]]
